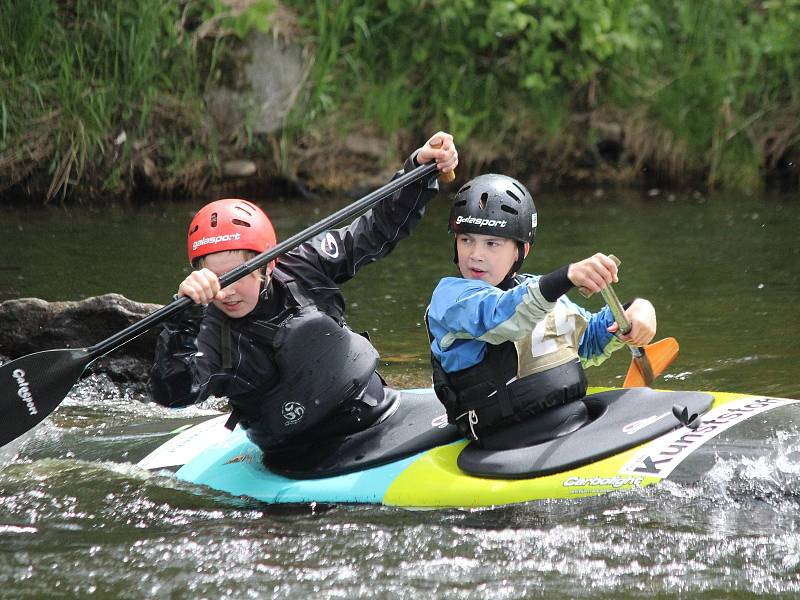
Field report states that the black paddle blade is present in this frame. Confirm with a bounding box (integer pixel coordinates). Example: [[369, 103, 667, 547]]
[[0, 348, 93, 447]]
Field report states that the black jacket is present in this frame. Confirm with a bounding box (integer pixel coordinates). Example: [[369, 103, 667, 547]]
[[149, 155, 438, 441]]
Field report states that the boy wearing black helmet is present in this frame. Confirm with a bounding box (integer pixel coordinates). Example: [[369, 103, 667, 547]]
[[426, 174, 656, 446]]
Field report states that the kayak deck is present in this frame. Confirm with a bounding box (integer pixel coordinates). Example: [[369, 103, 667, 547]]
[[136, 388, 799, 508]]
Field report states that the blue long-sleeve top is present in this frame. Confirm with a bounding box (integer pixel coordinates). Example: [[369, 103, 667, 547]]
[[427, 274, 624, 374]]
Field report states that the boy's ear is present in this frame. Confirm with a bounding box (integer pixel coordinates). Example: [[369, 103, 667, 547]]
[[523, 242, 531, 259]]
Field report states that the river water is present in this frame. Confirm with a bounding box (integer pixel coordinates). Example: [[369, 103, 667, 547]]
[[1, 187, 799, 598]]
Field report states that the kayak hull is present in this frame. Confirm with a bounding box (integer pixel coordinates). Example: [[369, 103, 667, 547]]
[[136, 388, 799, 508]]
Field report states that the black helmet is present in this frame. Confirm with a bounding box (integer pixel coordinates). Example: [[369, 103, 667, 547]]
[[448, 174, 537, 244]]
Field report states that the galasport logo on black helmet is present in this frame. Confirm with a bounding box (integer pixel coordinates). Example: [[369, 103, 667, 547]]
[[448, 174, 537, 244]]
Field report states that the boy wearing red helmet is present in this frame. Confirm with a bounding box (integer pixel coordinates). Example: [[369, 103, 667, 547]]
[[150, 133, 457, 460], [426, 174, 657, 447], [182, 198, 278, 318]]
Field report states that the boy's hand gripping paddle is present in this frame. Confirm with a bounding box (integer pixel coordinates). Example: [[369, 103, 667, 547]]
[[599, 255, 679, 388]]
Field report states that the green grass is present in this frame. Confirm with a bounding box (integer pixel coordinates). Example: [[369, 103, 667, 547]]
[[1, 0, 798, 201], [283, 0, 800, 190], [0, 0, 216, 201]]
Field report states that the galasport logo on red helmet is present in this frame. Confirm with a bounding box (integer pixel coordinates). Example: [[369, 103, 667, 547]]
[[187, 199, 277, 263], [192, 232, 242, 252]]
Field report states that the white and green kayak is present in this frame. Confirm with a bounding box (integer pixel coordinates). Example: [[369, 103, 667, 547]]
[[134, 387, 798, 508]]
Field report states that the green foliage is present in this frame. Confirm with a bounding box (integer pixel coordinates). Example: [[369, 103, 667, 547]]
[[2, 0, 798, 198], [282, 0, 799, 189], [285, 0, 639, 142], [0, 0, 272, 201], [199, 0, 274, 39], [610, 0, 800, 187]]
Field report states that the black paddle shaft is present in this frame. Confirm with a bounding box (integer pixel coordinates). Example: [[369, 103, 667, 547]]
[[0, 161, 439, 448], [86, 160, 439, 360]]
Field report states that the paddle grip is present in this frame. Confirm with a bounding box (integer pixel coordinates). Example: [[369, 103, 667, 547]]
[[599, 256, 656, 386], [598, 255, 631, 335], [429, 137, 455, 183]]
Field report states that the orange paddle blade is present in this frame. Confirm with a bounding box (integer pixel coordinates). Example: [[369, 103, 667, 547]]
[[623, 337, 680, 388]]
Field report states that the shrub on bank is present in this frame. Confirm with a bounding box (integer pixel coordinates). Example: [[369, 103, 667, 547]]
[[284, 0, 800, 190], [1, 0, 798, 202]]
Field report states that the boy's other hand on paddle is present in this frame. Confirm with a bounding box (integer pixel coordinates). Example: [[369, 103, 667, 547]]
[[609, 299, 657, 346], [416, 131, 458, 174], [567, 253, 619, 295]]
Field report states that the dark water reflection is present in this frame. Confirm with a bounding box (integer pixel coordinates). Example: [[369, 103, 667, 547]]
[[4, 188, 796, 396], [1, 188, 800, 598]]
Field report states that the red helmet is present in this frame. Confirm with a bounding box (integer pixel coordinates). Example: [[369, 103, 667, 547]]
[[187, 198, 277, 263]]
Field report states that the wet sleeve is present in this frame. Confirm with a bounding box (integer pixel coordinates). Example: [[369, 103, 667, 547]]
[[148, 305, 213, 408], [295, 153, 439, 284]]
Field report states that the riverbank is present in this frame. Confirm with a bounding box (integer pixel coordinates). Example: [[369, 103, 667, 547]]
[[1, 1, 798, 204]]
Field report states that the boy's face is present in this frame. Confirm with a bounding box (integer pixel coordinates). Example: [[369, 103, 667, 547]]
[[203, 251, 268, 318], [456, 233, 520, 286]]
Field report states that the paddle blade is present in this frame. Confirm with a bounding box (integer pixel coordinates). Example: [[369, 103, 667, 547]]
[[623, 337, 680, 388], [0, 348, 92, 447]]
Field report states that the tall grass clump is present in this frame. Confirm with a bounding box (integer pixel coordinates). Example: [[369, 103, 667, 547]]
[[1, 0, 197, 200], [0, 0, 276, 202], [609, 0, 800, 189], [282, 0, 800, 189], [2, 0, 797, 197], [284, 1, 638, 160]]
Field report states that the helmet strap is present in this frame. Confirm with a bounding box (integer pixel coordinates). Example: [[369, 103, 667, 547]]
[[498, 244, 526, 289], [507, 241, 526, 279]]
